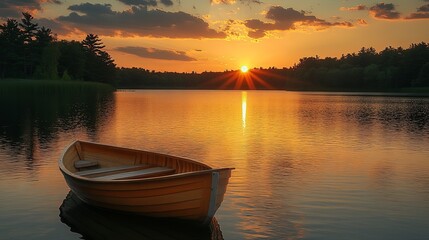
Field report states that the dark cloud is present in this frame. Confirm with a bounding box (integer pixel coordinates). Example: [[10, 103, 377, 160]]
[[340, 5, 367, 11], [0, 0, 61, 18], [116, 46, 196, 61], [342, 2, 428, 20], [369, 3, 401, 19], [68, 3, 114, 15], [0, 0, 39, 18], [405, 3, 429, 19], [247, 29, 266, 39], [245, 19, 274, 31], [0, 8, 19, 18], [160, 0, 174, 6], [245, 6, 353, 38], [118, 0, 157, 7], [57, 4, 226, 38], [35, 18, 70, 35], [48, 0, 62, 4], [118, 0, 173, 7], [418, 4, 429, 11]]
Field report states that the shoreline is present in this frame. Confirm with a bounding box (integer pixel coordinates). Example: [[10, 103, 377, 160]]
[[116, 87, 429, 96], [2, 79, 428, 97]]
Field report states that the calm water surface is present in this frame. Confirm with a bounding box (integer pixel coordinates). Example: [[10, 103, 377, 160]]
[[1, 90, 429, 240]]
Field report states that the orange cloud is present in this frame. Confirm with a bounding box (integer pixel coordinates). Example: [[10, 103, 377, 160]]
[[340, 5, 367, 11], [211, 0, 236, 4], [245, 6, 353, 38], [116, 46, 196, 61], [57, 3, 227, 38], [405, 3, 429, 19], [211, 0, 262, 5], [356, 19, 368, 25], [369, 3, 401, 20]]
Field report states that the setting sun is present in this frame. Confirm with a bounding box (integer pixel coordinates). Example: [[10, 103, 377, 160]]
[[240, 66, 249, 73]]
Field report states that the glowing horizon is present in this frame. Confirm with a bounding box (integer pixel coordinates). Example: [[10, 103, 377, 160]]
[[1, 0, 428, 72]]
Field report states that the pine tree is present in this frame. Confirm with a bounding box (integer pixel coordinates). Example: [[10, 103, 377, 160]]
[[58, 40, 86, 80], [82, 34, 105, 56], [35, 27, 55, 47], [19, 12, 38, 44], [81, 34, 116, 83], [0, 19, 24, 78], [19, 12, 39, 76]]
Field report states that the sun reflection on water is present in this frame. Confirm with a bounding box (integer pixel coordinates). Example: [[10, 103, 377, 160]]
[[242, 91, 247, 129]]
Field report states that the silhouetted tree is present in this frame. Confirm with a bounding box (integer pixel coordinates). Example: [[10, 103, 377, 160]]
[[34, 43, 60, 80], [0, 13, 119, 83], [413, 62, 429, 87], [57, 40, 86, 80], [19, 12, 39, 76], [81, 34, 116, 83], [286, 43, 429, 91], [19, 12, 38, 44], [35, 27, 55, 47], [0, 19, 23, 78], [32, 27, 57, 79], [82, 34, 105, 55]]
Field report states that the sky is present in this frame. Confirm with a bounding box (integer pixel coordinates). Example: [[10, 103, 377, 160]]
[[1, 0, 428, 72]]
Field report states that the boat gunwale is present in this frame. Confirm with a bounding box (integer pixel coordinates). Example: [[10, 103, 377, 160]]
[[59, 140, 234, 184]]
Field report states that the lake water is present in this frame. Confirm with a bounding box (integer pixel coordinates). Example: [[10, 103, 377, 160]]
[[1, 90, 429, 240]]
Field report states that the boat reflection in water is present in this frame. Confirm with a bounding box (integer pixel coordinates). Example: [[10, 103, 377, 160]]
[[60, 192, 224, 240]]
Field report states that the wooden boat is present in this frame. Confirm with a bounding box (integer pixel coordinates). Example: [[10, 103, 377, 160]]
[[60, 191, 224, 240], [59, 140, 234, 224]]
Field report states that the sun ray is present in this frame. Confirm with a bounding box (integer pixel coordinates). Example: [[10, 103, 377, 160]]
[[248, 72, 274, 89], [244, 73, 256, 89], [203, 67, 285, 90]]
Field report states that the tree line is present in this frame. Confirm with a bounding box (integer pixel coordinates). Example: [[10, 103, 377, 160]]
[[0, 12, 115, 83], [116, 43, 429, 90], [1, 12, 428, 91], [288, 43, 429, 90]]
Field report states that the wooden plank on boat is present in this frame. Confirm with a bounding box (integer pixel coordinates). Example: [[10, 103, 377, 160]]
[[77, 164, 151, 177], [74, 160, 99, 169], [93, 167, 175, 180]]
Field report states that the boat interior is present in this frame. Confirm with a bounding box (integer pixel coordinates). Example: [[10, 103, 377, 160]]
[[62, 141, 213, 180], [75, 162, 176, 180]]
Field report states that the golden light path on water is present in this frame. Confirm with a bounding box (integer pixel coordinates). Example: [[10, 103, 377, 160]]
[[242, 91, 247, 129]]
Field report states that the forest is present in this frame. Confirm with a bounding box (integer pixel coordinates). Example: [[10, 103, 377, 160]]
[[1, 12, 428, 91], [0, 13, 115, 84], [288, 43, 429, 91], [116, 43, 429, 90]]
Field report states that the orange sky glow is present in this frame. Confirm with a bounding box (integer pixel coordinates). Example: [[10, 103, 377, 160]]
[[1, 0, 428, 72]]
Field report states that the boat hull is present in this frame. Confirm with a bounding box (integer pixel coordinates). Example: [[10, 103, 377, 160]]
[[59, 141, 233, 224]]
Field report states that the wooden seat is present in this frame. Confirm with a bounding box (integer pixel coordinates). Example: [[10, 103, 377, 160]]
[[74, 160, 99, 169], [77, 164, 151, 177], [93, 167, 175, 181]]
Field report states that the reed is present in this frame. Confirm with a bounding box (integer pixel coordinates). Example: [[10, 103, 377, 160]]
[[398, 87, 429, 94], [0, 79, 115, 97]]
